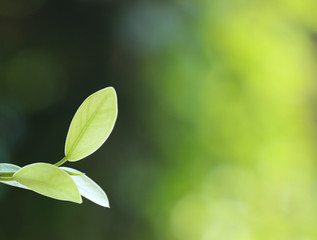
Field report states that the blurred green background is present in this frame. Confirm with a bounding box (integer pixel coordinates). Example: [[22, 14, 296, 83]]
[[1, 0, 317, 239]]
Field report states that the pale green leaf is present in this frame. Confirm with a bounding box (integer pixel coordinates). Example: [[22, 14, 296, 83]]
[[65, 87, 117, 161], [0, 163, 29, 189], [61, 167, 109, 208], [13, 163, 82, 203]]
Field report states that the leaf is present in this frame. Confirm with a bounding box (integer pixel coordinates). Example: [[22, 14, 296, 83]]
[[0, 163, 29, 189], [65, 87, 118, 161], [60, 167, 109, 208], [13, 163, 82, 203]]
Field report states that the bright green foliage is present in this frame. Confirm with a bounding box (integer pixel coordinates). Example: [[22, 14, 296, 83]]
[[14, 163, 82, 203], [65, 87, 117, 161], [0, 87, 117, 207], [60, 167, 109, 207]]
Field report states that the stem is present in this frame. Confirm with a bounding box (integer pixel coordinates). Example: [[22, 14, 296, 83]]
[[54, 156, 68, 167], [0, 172, 15, 177], [0, 176, 14, 181], [0, 172, 15, 181]]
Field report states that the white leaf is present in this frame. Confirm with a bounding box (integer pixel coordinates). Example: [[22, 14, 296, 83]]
[[60, 167, 109, 208]]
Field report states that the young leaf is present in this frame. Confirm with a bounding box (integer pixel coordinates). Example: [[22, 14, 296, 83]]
[[65, 87, 117, 161], [0, 163, 29, 189], [13, 163, 82, 203], [60, 167, 109, 208]]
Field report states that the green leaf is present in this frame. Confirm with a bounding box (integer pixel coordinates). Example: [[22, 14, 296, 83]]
[[65, 87, 117, 161], [61, 167, 109, 208], [13, 163, 82, 203], [0, 163, 29, 189]]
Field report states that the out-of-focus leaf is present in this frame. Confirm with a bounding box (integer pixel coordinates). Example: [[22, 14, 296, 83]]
[[60, 167, 109, 207], [0, 163, 29, 189], [64, 87, 117, 161], [13, 163, 82, 203]]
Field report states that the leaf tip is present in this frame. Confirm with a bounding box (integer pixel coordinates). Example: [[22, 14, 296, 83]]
[[75, 197, 83, 204], [103, 201, 110, 208], [99, 203, 110, 208]]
